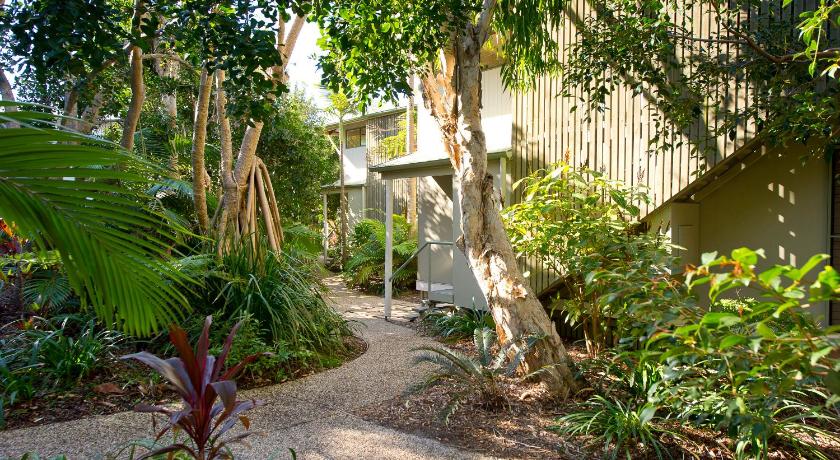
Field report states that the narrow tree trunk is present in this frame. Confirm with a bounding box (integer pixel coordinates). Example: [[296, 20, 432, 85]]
[[191, 68, 213, 234], [151, 34, 181, 176], [338, 117, 348, 267], [406, 75, 417, 225], [214, 15, 303, 253], [420, 30, 579, 397], [215, 69, 237, 249], [120, 0, 147, 151]]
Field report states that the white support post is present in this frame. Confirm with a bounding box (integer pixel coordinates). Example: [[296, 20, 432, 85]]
[[384, 179, 394, 319], [322, 193, 329, 263]]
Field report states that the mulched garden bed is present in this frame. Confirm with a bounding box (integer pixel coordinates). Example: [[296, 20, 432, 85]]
[[2, 335, 367, 431], [354, 326, 840, 459]]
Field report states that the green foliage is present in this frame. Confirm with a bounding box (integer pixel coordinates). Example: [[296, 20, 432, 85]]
[[257, 92, 339, 225], [3, 0, 128, 85], [198, 238, 350, 360], [421, 305, 495, 340], [553, 395, 682, 460], [313, 0, 567, 106], [504, 162, 685, 354], [343, 216, 417, 294], [639, 248, 840, 459], [179, 313, 292, 384], [282, 223, 323, 261], [556, 0, 840, 162], [0, 315, 122, 427], [412, 327, 538, 423], [377, 112, 414, 160], [0, 105, 194, 336]]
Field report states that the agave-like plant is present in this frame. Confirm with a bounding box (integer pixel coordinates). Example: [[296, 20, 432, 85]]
[[123, 316, 267, 460], [413, 327, 539, 423]]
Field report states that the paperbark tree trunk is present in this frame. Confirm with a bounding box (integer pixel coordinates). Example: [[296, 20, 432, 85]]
[[120, 0, 146, 152], [190, 68, 213, 234], [419, 27, 579, 397]]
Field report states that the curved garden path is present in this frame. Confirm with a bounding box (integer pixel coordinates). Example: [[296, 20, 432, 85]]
[[0, 276, 487, 460]]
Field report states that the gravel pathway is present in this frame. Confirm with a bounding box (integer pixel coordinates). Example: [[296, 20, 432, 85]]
[[0, 276, 487, 460]]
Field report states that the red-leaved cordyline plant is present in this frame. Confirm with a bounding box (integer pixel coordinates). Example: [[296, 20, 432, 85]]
[[122, 316, 268, 460]]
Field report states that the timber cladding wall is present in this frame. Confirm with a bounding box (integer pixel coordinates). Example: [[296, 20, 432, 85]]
[[511, 0, 830, 296], [364, 111, 414, 222]]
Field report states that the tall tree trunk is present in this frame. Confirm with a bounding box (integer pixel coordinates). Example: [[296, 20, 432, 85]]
[[120, 0, 146, 152], [0, 0, 17, 128], [151, 30, 181, 176], [191, 68, 213, 234], [338, 116, 348, 266], [419, 29, 579, 397], [406, 75, 417, 225]]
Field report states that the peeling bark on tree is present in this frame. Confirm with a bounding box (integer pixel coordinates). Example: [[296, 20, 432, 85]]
[[418, 27, 579, 397], [191, 68, 213, 234]]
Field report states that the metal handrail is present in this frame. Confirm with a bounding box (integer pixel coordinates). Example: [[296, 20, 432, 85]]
[[389, 240, 453, 284]]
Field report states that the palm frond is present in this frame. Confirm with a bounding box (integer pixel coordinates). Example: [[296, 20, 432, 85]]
[[0, 105, 194, 336]]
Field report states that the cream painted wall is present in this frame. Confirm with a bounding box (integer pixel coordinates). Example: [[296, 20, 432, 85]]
[[696, 150, 830, 323], [417, 176, 454, 289], [343, 146, 368, 184], [346, 187, 365, 229], [415, 67, 512, 156]]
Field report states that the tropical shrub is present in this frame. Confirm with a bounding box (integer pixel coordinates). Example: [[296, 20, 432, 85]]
[[641, 248, 840, 459], [177, 313, 293, 384], [123, 316, 265, 460], [344, 216, 417, 294], [504, 162, 681, 355], [0, 314, 122, 427], [413, 327, 538, 422], [0, 104, 193, 336], [422, 305, 495, 340], [199, 238, 350, 360]]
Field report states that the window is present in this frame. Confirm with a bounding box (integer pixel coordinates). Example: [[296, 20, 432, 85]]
[[345, 127, 366, 148]]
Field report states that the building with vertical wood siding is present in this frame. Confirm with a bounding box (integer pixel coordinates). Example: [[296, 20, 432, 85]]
[[322, 106, 413, 231], [511, 1, 838, 326]]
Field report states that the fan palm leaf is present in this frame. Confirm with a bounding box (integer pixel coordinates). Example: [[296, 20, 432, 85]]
[[0, 103, 193, 336]]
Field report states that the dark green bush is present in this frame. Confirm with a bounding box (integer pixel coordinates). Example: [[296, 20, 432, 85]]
[[190, 239, 351, 364], [343, 216, 417, 294]]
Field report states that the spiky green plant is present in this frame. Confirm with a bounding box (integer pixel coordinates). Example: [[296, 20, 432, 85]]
[[553, 395, 683, 460], [422, 305, 495, 339], [0, 103, 193, 336], [343, 216, 417, 293], [203, 238, 350, 357], [412, 327, 537, 423]]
